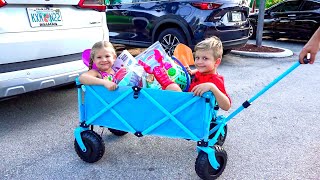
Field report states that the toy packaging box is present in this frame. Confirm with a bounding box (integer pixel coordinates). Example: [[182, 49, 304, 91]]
[[113, 50, 145, 87], [135, 41, 189, 90]]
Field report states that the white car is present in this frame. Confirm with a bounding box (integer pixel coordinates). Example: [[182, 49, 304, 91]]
[[0, 0, 109, 99]]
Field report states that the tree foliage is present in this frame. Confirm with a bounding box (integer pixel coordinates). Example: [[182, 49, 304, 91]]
[[250, 0, 284, 9]]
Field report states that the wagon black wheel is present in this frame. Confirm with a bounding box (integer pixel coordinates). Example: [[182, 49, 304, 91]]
[[74, 130, 105, 163], [209, 122, 228, 146], [195, 145, 227, 180], [157, 28, 187, 56], [108, 128, 128, 136]]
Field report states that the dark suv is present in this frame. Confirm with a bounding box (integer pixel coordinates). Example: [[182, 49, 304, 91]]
[[106, 0, 250, 55], [248, 0, 320, 40]]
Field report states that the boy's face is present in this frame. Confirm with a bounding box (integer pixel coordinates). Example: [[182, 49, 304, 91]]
[[93, 47, 116, 72], [194, 49, 220, 74]]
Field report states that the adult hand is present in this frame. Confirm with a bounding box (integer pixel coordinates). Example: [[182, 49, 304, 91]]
[[299, 27, 320, 64], [299, 43, 317, 64]]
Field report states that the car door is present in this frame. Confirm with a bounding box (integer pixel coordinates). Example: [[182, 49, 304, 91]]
[[262, 3, 285, 35], [271, 1, 302, 38], [106, 0, 135, 45], [294, 0, 320, 39]]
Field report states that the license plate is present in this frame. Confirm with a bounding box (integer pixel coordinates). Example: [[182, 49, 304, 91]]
[[231, 12, 241, 22], [27, 8, 63, 27]]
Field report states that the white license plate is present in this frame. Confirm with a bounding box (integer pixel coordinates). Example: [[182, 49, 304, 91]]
[[231, 12, 241, 22], [27, 8, 63, 27]]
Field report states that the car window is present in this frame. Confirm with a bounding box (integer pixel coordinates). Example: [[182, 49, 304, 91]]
[[271, 1, 301, 12], [106, 0, 133, 5], [301, 1, 320, 11]]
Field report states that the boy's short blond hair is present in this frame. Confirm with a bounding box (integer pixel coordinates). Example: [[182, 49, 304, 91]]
[[194, 36, 223, 60]]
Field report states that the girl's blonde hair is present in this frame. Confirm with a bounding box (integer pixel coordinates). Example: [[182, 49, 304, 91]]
[[89, 41, 116, 70], [194, 36, 223, 60]]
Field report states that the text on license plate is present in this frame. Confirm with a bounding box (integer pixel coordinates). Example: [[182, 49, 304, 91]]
[[231, 12, 242, 22], [27, 8, 63, 27]]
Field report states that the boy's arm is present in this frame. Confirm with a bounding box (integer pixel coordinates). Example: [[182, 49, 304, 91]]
[[186, 67, 198, 75], [191, 82, 231, 111], [209, 83, 231, 111]]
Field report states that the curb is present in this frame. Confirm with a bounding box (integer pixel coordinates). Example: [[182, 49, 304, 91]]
[[231, 45, 293, 58]]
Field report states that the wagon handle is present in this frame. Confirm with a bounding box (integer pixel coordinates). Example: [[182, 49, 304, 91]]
[[224, 60, 307, 124], [302, 54, 311, 64]]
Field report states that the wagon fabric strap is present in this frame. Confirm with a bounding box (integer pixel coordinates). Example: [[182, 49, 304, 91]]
[[132, 86, 141, 99]]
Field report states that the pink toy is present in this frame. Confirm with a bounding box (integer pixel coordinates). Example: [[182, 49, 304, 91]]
[[113, 67, 127, 83], [138, 49, 174, 90], [82, 49, 98, 70]]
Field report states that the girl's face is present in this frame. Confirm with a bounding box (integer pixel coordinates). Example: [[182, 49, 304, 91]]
[[194, 49, 219, 74], [93, 47, 116, 72]]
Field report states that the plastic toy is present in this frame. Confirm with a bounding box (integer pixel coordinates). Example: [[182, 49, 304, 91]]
[[75, 45, 310, 179], [136, 42, 190, 91]]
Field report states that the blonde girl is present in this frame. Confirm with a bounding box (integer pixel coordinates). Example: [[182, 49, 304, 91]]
[[79, 41, 118, 91]]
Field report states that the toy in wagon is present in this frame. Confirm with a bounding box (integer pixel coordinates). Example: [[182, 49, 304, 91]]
[[75, 41, 310, 179]]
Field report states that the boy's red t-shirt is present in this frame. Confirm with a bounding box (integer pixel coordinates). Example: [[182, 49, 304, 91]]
[[188, 71, 231, 104]]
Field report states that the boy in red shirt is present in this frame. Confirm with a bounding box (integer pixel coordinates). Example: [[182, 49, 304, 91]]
[[187, 36, 231, 111]]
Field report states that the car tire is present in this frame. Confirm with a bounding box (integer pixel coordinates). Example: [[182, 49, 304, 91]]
[[157, 28, 187, 56], [223, 49, 231, 55], [248, 21, 256, 39]]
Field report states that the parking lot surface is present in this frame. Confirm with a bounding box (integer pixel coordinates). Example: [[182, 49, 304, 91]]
[[1, 40, 319, 179]]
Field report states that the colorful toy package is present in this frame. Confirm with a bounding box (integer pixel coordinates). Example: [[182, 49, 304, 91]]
[[113, 50, 145, 87], [135, 41, 189, 91]]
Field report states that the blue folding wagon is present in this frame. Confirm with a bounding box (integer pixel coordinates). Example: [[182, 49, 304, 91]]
[[74, 59, 309, 180]]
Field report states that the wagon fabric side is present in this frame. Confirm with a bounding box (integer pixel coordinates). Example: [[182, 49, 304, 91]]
[[83, 85, 216, 141]]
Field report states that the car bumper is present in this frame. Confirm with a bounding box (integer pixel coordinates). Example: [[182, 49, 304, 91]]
[[0, 60, 88, 99], [192, 22, 250, 50]]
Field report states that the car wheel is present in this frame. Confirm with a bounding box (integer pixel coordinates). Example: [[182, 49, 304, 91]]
[[157, 28, 187, 56], [223, 49, 231, 55], [248, 21, 256, 39]]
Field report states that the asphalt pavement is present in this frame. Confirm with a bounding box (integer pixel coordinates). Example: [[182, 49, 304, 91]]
[[1, 39, 319, 180]]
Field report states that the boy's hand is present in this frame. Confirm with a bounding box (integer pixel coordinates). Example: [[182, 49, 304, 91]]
[[104, 81, 118, 91], [191, 83, 216, 96], [185, 66, 192, 75], [185, 66, 198, 75]]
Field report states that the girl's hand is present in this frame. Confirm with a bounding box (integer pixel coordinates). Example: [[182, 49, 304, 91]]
[[191, 83, 216, 96], [104, 81, 118, 91]]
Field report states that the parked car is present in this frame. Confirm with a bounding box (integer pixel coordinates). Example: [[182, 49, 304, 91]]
[[248, 0, 320, 40], [105, 0, 250, 56], [0, 0, 109, 99]]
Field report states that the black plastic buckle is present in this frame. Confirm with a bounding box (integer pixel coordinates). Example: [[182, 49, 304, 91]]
[[134, 132, 143, 137], [242, 100, 251, 108], [132, 86, 141, 99], [205, 98, 210, 103], [214, 105, 219, 110], [197, 140, 208, 147], [76, 84, 82, 88], [80, 122, 89, 128]]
